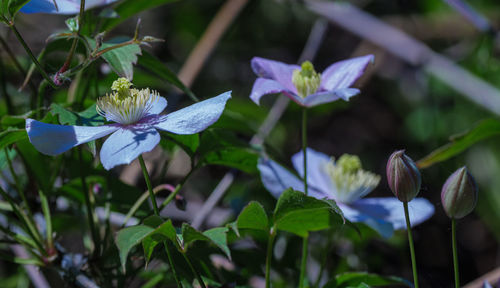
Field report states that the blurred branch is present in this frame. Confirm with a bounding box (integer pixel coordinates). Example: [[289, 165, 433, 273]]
[[192, 18, 329, 229], [464, 266, 500, 288], [178, 0, 249, 87], [307, 1, 500, 116], [442, 0, 494, 33], [11, 245, 50, 288]]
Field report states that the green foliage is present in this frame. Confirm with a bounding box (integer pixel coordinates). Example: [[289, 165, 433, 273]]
[[324, 272, 412, 288], [417, 119, 500, 168], [116, 225, 155, 271], [0, 128, 27, 151], [236, 201, 269, 231], [99, 41, 141, 80], [0, 0, 30, 22]]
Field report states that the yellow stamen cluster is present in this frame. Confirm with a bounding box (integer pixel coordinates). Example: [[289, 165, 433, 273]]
[[97, 78, 159, 125], [325, 154, 381, 203], [292, 61, 321, 98]]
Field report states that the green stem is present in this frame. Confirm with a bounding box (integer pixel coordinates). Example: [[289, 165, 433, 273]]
[[265, 231, 276, 288], [36, 80, 48, 119], [159, 169, 194, 211], [0, 54, 14, 114], [138, 155, 159, 215], [298, 236, 309, 288], [78, 149, 100, 257], [4, 149, 29, 216], [57, 0, 84, 75], [7, 23, 57, 88], [38, 189, 53, 250], [182, 253, 207, 288], [298, 107, 309, 288], [403, 202, 419, 288], [138, 155, 181, 287], [452, 218, 460, 288]]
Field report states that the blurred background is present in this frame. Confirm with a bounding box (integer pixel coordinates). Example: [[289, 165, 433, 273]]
[[1, 0, 500, 287]]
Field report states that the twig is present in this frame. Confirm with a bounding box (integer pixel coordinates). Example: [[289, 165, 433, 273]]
[[191, 18, 329, 229], [464, 267, 500, 288]]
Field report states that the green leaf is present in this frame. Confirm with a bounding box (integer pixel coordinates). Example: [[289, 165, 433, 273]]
[[65, 16, 79, 32], [101, 42, 141, 80], [0, 148, 16, 171], [417, 119, 500, 169], [50, 103, 104, 126], [116, 225, 155, 271], [273, 189, 343, 237], [0, 128, 27, 151], [1, 0, 30, 21], [203, 227, 231, 259], [100, 0, 179, 31], [142, 217, 178, 265], [163, 132, 199, 156], [1, 110, 38, 128], [236, 201, 269, 232], [324, 272, 413, 288], [138, 51, 197, 102]]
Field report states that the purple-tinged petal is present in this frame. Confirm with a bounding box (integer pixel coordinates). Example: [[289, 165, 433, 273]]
[[99, 127, 160, 170], [258, 158, 326, 200], [339, 203, 394, 238], [21, 0, 119, 14], [302, 88, 360, 107], [251, 57, 300, 93], [26, 119, 118, 156], [350, 197, 435, 231], [145, 96, 168, 116], [250, 78, 291, 106], [320, 55, 374, 91], [153, 91, 231, 134], [291, 148, 336, 197]]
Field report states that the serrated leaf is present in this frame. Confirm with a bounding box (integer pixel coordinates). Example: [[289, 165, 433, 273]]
[[324, 272, 413, 288], [88, 38, 141, 80], [116, 225, 155, 271], [236, 201, 269, 231], [417, 118, 500, 169], [273, 189, 343, 237]]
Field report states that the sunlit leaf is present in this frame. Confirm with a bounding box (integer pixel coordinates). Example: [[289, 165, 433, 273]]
[[236, 201, 269, 232]]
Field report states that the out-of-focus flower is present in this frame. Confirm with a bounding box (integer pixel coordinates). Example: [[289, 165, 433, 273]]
[[249, 55, 374, 107], [441, 166, 477, 219], [258, 148, 434, 238], [26, 78, 231, 170], [20, 0, 119, 14], [386, 150, 422, 202]]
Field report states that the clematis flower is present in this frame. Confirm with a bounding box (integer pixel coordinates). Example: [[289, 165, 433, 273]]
[[250, 55, 374, 107], [258, 148, 435, 238], [21, 0, 119, 14], [26, 78, 231, 170]]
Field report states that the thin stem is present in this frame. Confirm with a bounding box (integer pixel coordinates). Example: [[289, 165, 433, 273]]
[[38, 189, 53, 251], [7, 23, 57, 88], [57, 0, 85, 76], [0, 55, 14, 114], [302, 107, 308, 195], [182, 253, 207, 288], [138, 155, 159, 215], [403, 201, 419, 288], [299, 107, 309, 288], [138, 155, 181, 287], [4, 149, 30, 216], [265, 231, 276, 288], [298, 236, 309, 288], [452, 218, 460, 288], [78, 148, 100, 257], [36, 80, 48, 119], [158, 169, 194, 211], [314, 230, 334, 287]]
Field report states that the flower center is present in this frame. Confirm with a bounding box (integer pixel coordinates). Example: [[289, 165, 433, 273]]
[[324, 154, 380, 203], [97, 78, 159, 125], [292, 61, 321, 98]]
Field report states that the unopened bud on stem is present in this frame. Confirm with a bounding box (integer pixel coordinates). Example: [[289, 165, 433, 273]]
[[386, 150, 421, 202], [441, 167, 477, 219]]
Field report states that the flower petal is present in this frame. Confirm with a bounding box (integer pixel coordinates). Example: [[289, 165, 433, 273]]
[[291, 148, 336, 197], [145, 96, 168, 116], [258, 157, 326, 199], [153, 91, 231, 134], [26, 119, 118, 156], [21, 0, 118, 14], [250, 78, 291, 106], [339, 203, 395, 238], [99, 127, 160, 170], [303, 88, 360, 107], [320, 55, 374, 91], [349, 197, 435, 231], [251, 57, 300, 93]]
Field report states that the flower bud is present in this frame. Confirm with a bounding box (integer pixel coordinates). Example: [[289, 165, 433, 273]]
[[386, 150, 421, 202], [292, 61, 321, 98], [441, 167, 477, 219]]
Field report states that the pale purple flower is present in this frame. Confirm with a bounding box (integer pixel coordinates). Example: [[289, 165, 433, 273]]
[[258, 148, 435, 238], [26, 79, 231, 170], [250, 55, 374, 107], [21, 0, 118, 14]]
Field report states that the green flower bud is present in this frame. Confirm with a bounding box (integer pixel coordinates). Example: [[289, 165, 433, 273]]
[[386, 150, 421, 202], [292, 61, 321, 98], [441, 167, 477, 219], [111, 77, 133, 99]]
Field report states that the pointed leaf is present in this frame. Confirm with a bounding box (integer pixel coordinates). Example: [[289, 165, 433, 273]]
[[142, 217, 178, 264], [236, 201, 269, 231], [116, 225, 155, 271], [203, 227, 231, 259], [0, 128, 27, 151]]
